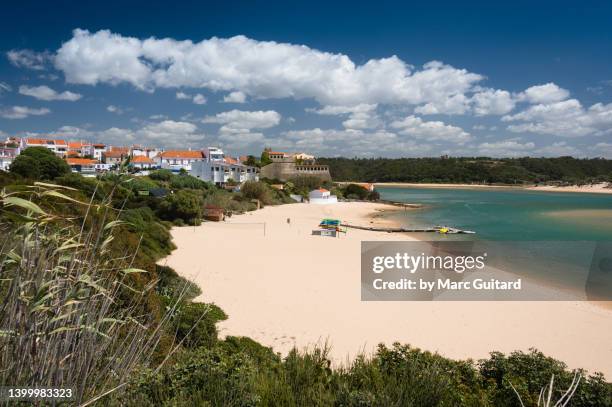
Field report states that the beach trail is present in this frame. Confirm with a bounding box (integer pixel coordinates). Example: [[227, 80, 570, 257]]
[[162, 202, 612, 377]]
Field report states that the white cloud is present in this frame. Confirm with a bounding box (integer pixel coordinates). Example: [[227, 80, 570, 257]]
[[192, 93, 207, 105], [203, 109, 281, 148], [203, 109, 281, 132], [30, 121, 204, 148], [390, 115, 472, 144], [55, 29, 483, 107], [7, 49, 51, 70], [176, 91, 207, 104], [18, 85, 82, 101], [415, 94, 470, 115], [503, 99, 612, 137], [270, 127, 435, 157], [589, 142, 612, 158], [310, 104, 380, 130], [536, 141, 582, 157], [471, 89, 515, 115], [107, 105, 123, 114], [0, 106, 51, 119], [519, 83, 570, 104], [137, 120, 205, 147], [223, 91, 247, 103], [477, 140, 535, 157], [0, 82, 12, 94]]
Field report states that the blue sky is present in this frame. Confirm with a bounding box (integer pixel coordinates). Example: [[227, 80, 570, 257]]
[[1, 0, 611, 157]]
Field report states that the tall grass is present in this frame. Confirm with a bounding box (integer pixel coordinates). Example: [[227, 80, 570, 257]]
[[0, 183, 190, 405]]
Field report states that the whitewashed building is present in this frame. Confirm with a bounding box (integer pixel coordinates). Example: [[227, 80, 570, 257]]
[[21, 138, 69, 157], [309, 188, 338, 204], [189, 147, 259, 185], [158, 150, 206, 172]]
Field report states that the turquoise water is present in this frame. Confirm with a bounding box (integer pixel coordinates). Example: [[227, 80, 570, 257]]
[[378, 186, 612, 241]]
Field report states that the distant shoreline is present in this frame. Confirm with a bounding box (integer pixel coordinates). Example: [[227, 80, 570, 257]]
[[373, 182, 612, 194]]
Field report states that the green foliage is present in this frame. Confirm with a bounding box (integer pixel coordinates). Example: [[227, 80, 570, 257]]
[[243, 155, 259, 167], [240, 180, 275, 205], [156, 265, 201, 302], [149, 169, 174, 181], [9, 147, 71, 180], [157, 190, 203, 225], [172, 302, 227, 349], [169, 174, 211, 190], [260, 150, 272, 166], [343, 183, 370, 200], [289, 175, 323, 193], [479, 349, 612, 407], [318, 156, 612, 185], [117, 207, 176, 267]]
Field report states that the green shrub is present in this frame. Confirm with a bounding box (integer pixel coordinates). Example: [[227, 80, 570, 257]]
[[9, 147, 71, 180], [149, 169, 174, 181], [157, 190, 203, 225], [240, 180, 275, 205], [172, 303, 227, 349], [155, 265, 201, 302]]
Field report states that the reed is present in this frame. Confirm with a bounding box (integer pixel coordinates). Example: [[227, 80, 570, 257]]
[[0, 182, 189, 406]]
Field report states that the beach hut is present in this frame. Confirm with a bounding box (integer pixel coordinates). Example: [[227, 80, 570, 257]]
[[204, 205, 225, 221]]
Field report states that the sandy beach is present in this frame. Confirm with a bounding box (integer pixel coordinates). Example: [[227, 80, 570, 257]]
[[377, 182, 612, 194], [162, 202, 612, 377]]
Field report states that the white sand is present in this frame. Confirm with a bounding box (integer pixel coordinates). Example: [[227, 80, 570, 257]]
[[376, 182, 612, 194], [162, 202, 612, 377], [526, 183, 612, 194]]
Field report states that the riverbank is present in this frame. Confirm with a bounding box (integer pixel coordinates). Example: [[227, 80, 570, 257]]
[[162, 202, 612, 377], [375, 182, 612, 194]]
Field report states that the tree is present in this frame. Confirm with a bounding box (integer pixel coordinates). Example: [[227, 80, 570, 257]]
[[260, 150, 272, 166], [9, 147, 71, 180], [240, 181, 274, 205], [157, 190, 203, 225], [243, 155, 258, 167]]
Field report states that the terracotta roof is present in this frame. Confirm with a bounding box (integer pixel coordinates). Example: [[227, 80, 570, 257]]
[[104, 150, 127, 158], [224, 156, 238, 165], [109, 146, 129, 153], [66, 158, 98, 166], [268, 151, 287, 155], [26, 138, 67, 146], [317, 188, 329, 192], [131, 155, 154, 163], [68, 141, 91, 149], [160, 150, 205, 159], [92, 143, 106, 148]]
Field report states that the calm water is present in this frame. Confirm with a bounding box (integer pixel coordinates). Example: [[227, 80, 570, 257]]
[[378, 186, 612, 241], [377, 187, 612, 295]]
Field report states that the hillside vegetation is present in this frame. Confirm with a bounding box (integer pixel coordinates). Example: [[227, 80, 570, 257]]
[[318, 156, 612, 185]]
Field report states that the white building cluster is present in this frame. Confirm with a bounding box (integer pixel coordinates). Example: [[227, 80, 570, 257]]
[[0, 136, 259, 185]]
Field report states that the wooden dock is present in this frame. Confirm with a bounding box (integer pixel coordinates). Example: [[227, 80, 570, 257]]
[[340, 224, 475, 234]]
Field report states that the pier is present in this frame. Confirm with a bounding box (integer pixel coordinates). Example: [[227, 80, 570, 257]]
[[340, 224, 475, 234]]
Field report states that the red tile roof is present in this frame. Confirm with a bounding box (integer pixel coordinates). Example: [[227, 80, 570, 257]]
[[224, 156, 238, 165], [104, 150, 127, 158], [160, 150, 205, 159], [66, 158, 97, 166], [131, 155, 154, 163], [68, 141, 91, 149], [26, 138, 67, 146]]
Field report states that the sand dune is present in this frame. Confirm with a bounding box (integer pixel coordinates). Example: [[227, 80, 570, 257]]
[[162, 202, 612, 377]]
